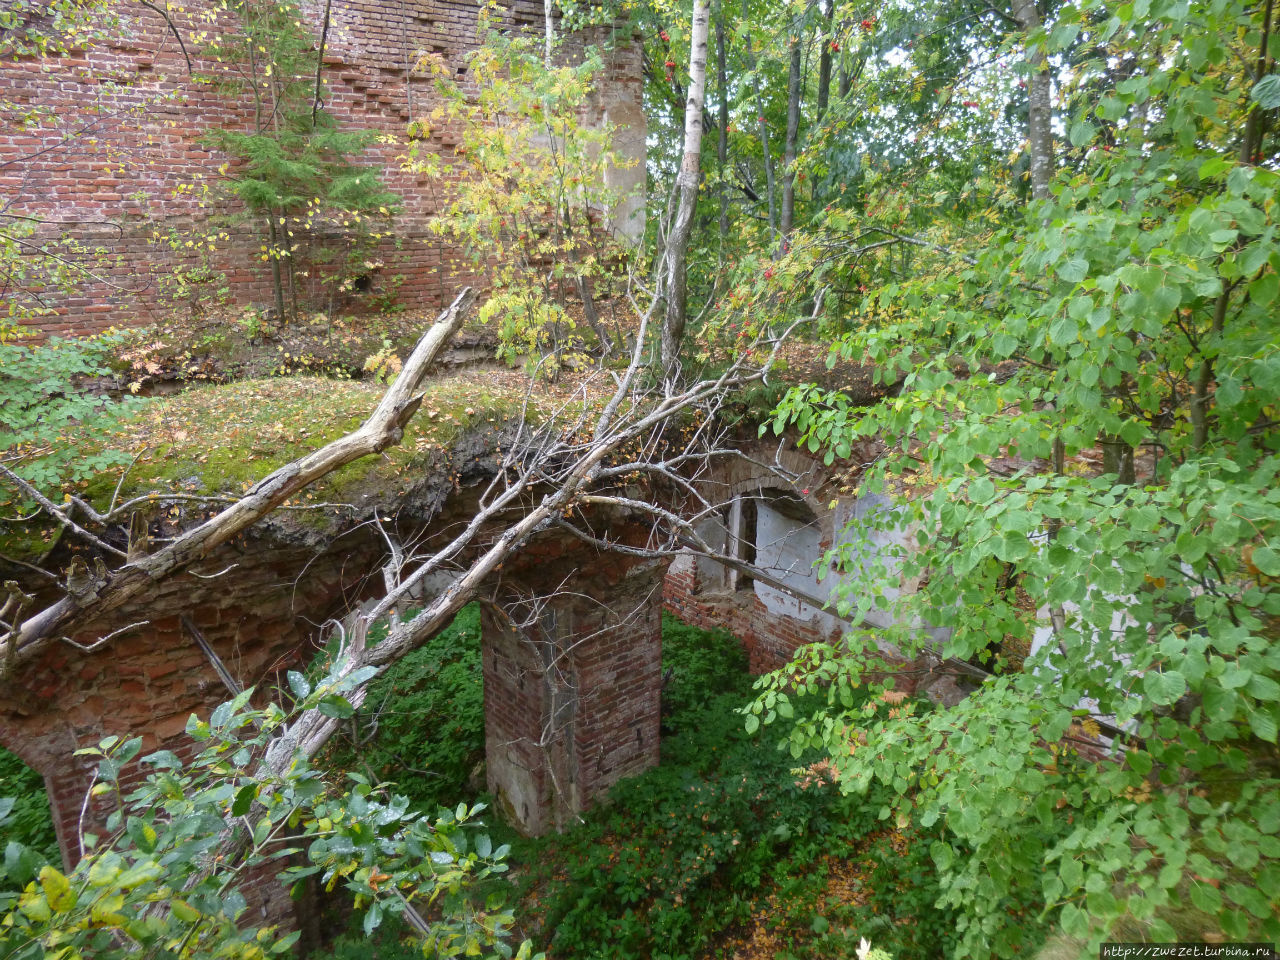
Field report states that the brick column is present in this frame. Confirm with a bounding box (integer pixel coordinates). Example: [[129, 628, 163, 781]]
[[482, 549, 666, 835]]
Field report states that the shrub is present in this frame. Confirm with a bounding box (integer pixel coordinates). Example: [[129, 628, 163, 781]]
[[323, 604, 485, 813], [0, 749, 57, 864], [0, 665, 526, 960], [0, 335, 139, 495]]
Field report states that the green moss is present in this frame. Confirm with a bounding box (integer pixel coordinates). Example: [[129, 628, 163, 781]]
[[1, 376, 535, 562]]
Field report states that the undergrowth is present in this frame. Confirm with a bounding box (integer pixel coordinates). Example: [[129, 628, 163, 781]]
[[508, 614, 962, 960], [310, 612, 967, 960], [321, 603, 485, 814], [0, 748, 58, 864]]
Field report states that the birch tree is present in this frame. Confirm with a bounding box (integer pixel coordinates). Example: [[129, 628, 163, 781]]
[[659, 0, 711, 377]]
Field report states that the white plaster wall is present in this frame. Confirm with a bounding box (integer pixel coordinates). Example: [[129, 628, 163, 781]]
[[828, 493, 915, 631], [752, 500, 853, 638], [691, 513, 729, 590]]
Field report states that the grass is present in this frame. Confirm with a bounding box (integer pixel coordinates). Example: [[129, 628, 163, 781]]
[[1, 375, 539, 561]]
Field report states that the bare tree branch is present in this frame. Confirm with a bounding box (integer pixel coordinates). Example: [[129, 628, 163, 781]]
[[0, 288, 477, 665]]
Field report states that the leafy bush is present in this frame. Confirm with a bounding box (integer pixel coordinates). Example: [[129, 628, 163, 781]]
[[659, 613, 751, 730], [0, 336, 138, 494], [510, 616, 957, 960], [0, 749, 57, 865], [0, 659, 527, 960], [323, 604, 485, 813], [408, 29, 635, 376]]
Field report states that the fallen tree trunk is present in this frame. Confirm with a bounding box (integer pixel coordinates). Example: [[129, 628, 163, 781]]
[[2, 287, 477, 668]]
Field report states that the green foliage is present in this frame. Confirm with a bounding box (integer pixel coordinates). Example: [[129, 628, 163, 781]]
[[754, 0, 1280, 955], [324, 604, 486, 814], [199, 0, 399, 320], [0, 749, 58, 865], [405, 29, 635, 376], [310, 916, 437, 960], [512, 615, 955, 960], [0, 656, 534, 960], [657, 611, 751, 723], [0, 1, 109, 61], [807, 827, 968, 960], [0, 336, 139, 495]]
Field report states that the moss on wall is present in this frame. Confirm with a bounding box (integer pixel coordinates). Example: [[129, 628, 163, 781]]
[[1, 375, 536, 563]]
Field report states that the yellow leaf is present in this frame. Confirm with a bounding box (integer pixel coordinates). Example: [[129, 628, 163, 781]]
[[39, 865, 77, 913]]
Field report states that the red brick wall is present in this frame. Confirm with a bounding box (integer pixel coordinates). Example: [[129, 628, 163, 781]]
[[0, 532, 385, 928], [663, 563, 848, 675], [483, 528, 665, 835], [0, 0, 642, 338]]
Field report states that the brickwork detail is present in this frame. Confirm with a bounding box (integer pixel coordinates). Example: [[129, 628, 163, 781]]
[[0, 1, 643, 338], [0, 517, 668, 923], [482, 530, 665, 835], [0, 531, 386, 926]]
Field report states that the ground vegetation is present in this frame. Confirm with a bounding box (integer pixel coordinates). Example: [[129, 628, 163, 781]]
[[0, 0, 1277, 956]]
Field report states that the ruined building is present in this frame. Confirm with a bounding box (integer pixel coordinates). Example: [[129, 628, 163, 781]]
[[0, 0, 645, 338]]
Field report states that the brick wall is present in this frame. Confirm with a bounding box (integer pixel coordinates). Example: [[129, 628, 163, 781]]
[[659, 437, 907, 675], [0, 0, 643, 338], [0, 530, 386, 926], [482, 525, 666, 835], [0, 507, 669, 929], [663, 562, 849, 674]]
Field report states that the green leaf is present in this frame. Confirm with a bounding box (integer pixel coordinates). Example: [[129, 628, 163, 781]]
[[1144, 670, 1187, 706], [1247, 674, 1280, 702], [287, 671, 311, 699], [1249, 708, 1278, 743], [1251, 74, 1280, 109], [318, 695, 354, 719], [1188, 880, 1221, 913], [1249, 273, 1278, 307], [1069, 121, 1095, 147], [744, 714, 760, 735], [969, 477, 995, 503], [1252, 546, 1280, 577], [171, 898, 201, 923], [233, 782, 258, 817], [1060, 902, 1089, 938], [1058, 258, 1089, 283], [38, 865, 76, 913], [1199, 156, 1231, 179], [363, 901, 383, 936], [115, 860, 162, 889]]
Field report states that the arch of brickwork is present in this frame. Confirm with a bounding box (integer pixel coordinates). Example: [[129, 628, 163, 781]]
[[0, 529, 387, 925], [0, 505, 667, 927]]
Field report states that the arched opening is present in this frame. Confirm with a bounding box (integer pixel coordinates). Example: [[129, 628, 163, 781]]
[[0, 745, 59, 864], [695, 487, 820, 598]]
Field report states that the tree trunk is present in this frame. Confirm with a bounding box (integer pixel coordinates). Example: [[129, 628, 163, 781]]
[[1010, 0, 1052, 201], [747, 0, 773, 244], [780, 29, 802, 240], [816, 0, 833, 121], [267, 213, 287, 322], [575, 274, 614, 358], [544, 0, 554, 67], [716, 0, 729, 252], [659, 0, 711, 375], [313, 0, 332, 126], [1193, 0, 1273, 449]]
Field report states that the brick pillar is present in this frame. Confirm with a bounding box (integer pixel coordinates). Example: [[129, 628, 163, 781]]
[[481, 553, 666, 835]]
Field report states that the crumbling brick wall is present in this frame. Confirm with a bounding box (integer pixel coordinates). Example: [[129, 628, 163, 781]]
[[0, 0, 643, 339]]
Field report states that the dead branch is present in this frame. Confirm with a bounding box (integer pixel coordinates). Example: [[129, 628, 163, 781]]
[[0, 287, 477, 667]]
